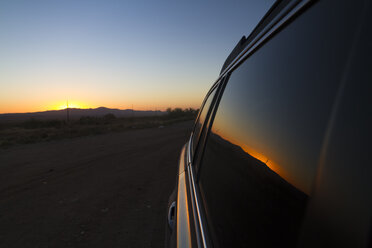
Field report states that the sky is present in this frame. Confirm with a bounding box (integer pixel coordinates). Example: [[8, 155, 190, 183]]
[[0, 0, 274, 113]]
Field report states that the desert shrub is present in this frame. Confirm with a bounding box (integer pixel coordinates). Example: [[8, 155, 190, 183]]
[[104, 113, 116, 120], [166, 108, 198, 119], [0, 107, 198, 148], [20, 119, 64, 129], [78, 116, 99, 125], [0, 139, 13, 148]]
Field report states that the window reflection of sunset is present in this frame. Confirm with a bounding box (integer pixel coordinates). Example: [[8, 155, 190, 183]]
[[213, 129, 285, 177], [211, 125, 306, 194]]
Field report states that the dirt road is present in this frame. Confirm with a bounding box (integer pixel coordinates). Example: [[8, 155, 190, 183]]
[[0, 121, 193, 248]]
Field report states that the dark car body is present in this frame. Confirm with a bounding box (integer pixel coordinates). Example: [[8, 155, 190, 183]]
[[166, 0, 372, 247]]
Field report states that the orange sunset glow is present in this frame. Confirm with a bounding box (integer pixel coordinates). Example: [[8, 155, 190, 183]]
[[0, 95, 201, 114], [52, 101, 90, 111]]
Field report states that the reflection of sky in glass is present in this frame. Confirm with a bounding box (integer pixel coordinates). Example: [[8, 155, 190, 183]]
[[0, 0, 274, 113], [208, 3, 354, 194]]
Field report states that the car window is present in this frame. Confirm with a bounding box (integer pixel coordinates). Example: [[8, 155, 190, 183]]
[[191, 84, 219, 155], [197, 1, 363, 247]]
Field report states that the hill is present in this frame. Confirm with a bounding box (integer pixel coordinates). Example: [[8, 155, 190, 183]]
[[0, 107, 165, 122]]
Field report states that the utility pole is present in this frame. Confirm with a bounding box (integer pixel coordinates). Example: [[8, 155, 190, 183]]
[[66, 100, 70, 123]]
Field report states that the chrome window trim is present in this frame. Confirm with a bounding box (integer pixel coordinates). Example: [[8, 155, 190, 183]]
[[187, 134, 192, 165], [187, 137, 208, 248], [193, 81, 221, 128], [191, 81, 222, 159], [186, 1, 313, 247], [186, 137, 205, 247]]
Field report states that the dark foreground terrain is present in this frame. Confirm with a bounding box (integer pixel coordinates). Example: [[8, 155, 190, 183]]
[[0, 121, 193, 248]]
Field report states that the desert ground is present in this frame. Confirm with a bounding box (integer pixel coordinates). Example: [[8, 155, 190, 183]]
[[0, 121, 193, 248]]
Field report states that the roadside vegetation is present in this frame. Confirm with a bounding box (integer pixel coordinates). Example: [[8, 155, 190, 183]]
[[0, 108, 198, 149]]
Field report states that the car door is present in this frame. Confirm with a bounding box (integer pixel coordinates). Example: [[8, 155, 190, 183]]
[[187, 0, 368, 247]]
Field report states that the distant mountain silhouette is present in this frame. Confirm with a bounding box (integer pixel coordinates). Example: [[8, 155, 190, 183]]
[[0, 107, 165, 122]]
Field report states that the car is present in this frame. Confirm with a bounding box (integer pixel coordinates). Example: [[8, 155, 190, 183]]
[[165, 0, 372, 247]]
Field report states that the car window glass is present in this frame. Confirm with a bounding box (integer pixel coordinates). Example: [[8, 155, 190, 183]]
[[197, 1, 362, 247], [192, 85, 218, 154]]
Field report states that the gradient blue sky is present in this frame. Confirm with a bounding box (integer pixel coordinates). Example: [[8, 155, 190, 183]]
[[0, 0, 274, 113]]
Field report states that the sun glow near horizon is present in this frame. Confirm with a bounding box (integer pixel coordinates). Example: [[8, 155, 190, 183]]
[[0, 0, 273, 116], [51, 101, 92, 111], [0, 98, 201, 114]]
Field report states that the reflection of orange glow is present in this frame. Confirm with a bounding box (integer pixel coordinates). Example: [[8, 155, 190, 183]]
[[211, 113, 311, 194], [240, 144, 288, 181], [213, 130, 292, 191]]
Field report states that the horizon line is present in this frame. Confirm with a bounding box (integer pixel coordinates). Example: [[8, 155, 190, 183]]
[[0, 106, 198, 115]]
